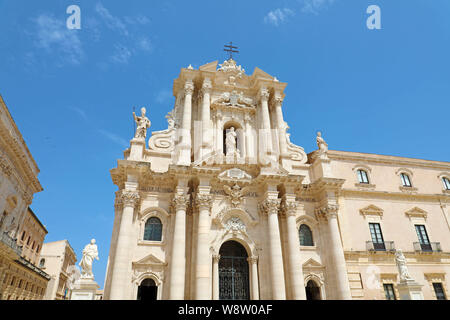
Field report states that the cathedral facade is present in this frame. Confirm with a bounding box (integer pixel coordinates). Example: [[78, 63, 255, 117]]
[[103, 59, 450, 300]]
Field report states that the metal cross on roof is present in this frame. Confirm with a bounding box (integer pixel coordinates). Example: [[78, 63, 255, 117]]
[[224, 42, 239, 60]]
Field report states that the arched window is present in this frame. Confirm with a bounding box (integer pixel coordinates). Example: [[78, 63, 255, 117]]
[[305, 280, 321, 300], [39, 259, 45, 268], [357, 169, 369, 184], [400, 173, 412, 187], [143, 217, 162, 241], [442, 177, 450, 190], [299, 224, 314, 246]]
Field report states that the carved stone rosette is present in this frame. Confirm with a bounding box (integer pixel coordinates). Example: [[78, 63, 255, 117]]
[[259, 198, 281, 216], [172, 193, 190, 211], [194, 193, 213, 210]]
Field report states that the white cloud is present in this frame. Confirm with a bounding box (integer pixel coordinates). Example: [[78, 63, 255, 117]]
[[264, 8, 295, 26], [138, 37, 153, 52], [301, 0, 336, 14], [111, 44, 132, 64], [98, 129, 128, 147], [95, 2, 129, 36], [33, 14, 84, 65], [155, 89, 172, 104], [68, 106, 88, 120]]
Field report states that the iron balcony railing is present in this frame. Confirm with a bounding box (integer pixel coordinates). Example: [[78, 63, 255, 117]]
[[366, 241, 395, 252], [413, 242, 441, 253], [0, 231, 22, 256]]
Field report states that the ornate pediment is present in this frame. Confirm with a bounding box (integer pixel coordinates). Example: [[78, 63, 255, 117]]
[[405, 207, 427, 219], [132, 253, 167, 267], [360, 205, 384, 217], [217, 59, 245, 77], [302, 258, 324, 270]]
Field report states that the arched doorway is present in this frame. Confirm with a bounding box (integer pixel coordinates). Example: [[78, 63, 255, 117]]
[[137, 278, 157, 300], [305, 280, 321, 300], [219, 240, 250, 300]]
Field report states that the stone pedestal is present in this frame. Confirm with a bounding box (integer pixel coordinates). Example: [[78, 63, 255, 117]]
[[128, 138, 146, 160], [397, 280, 424, 300], [70, 278, 100, 300]]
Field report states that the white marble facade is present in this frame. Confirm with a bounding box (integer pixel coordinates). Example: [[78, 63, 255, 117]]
[[103, 59, 450, 300]]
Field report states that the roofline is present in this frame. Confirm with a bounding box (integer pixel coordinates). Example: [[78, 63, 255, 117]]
[[27, 207, 48, 234], [314, 149, 450, 169]]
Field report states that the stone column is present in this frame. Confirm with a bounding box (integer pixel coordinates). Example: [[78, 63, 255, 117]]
[[244, 113, 252, 162], [194, 192, 213, 299], [212, 254, 220, 300], [248, 256, 259, 300], [200, 79, 212, 161], [169, 192, 190, 299], [273, 93, 288, 158], [109, 190, 140, 300], [260, 198, 286, 299], [281, 198, 306, 300], [178, 80, 194, 166], [215, 113, 223, 159], [258, 88, 274, 164], [318, 205, 352, 299]]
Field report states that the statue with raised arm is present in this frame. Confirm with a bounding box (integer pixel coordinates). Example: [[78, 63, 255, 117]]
[[79, 239, 99, 279], [395, 249, 413, 282], [316, 131, 328, 154], [225, 127, 237, 156], [133, 107, 151, 139]]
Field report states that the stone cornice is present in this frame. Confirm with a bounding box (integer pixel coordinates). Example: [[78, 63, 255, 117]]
[[341, 188, 450, 203], [326, 150, 450, 170]]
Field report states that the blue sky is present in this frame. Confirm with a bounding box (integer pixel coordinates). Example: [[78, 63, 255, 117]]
[[0, 0, 449, 288]]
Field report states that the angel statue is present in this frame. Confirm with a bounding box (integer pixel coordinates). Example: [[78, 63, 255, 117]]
[[316, 131, 328, 154], [395, 249, 413, 282], [223, 183, 250, 207], [133, 107, 151, 139], [79, 239, 99, 279]]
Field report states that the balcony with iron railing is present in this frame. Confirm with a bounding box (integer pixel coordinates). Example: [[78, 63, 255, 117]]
[[413, 242, 441, 253], [366, 240, 396, 252], [0, 231, 22, 256]]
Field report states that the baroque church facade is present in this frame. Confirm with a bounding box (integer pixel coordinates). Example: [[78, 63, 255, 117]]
[[103, 59, 450, 300]]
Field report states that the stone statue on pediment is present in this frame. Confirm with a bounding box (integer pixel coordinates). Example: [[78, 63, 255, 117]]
[[316, 131, 328, 154], [133, 107, 151, 139]]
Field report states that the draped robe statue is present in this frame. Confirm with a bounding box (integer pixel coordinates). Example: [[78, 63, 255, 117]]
[[395, 249, 412, 282], [133, 107, 151, 139], [316, 131, 328, 154], [225, 127, 238, 156], [79, 239, 99, 279]]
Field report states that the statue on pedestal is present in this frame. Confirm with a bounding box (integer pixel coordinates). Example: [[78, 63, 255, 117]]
[[225, 127, 238, 156], [79, 239, 99, 279], [395, 249, 413, 282], [133, 107, 151, 139]]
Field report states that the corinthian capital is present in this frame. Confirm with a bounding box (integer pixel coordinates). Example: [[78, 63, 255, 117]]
[[172, 193, 190, 211], [271, 93, 284, 107], [281, 200, 298, 217], [201, 79, 212, 95], [259, 88, 270, 102], [259, 198, 281, 216], [315, 204, 339, 221], [184, 80, 194, 96], [119, 190, 140, 207], [195, 193, 213, 209]]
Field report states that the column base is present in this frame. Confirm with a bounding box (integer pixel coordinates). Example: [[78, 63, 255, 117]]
[[70, 278, 100, 300], [397, 280, 424, 300]]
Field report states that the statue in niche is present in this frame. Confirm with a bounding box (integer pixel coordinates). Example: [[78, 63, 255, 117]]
[[225, 127, 239, 156], [395, 249, 413, 282], [316, 131, 328, 154], [79, 239, 99, 279], [133, 107, 151, 139]]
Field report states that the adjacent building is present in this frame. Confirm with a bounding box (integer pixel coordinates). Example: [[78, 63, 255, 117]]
[[40, 240, 77, 300], [101, 58, 450, 300], [0, 95, 50, 300]]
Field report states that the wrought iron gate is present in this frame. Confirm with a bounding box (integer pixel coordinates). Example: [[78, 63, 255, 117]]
[[219, 255, 250, 300]]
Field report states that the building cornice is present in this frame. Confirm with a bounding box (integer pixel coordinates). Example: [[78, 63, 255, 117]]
[[326, 150, 450, 170]]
